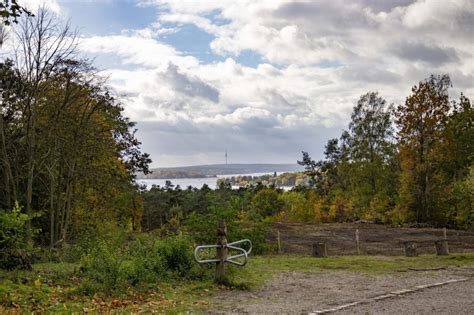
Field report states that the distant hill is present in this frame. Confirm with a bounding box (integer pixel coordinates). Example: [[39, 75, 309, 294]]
[[138, 164, 304, 179]]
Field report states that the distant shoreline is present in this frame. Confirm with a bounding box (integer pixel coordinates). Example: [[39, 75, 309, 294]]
[[137, 171, 300, 190], [138, 163, 303, 179]]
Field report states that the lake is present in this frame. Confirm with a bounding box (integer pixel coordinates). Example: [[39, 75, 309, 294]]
[[137, 172, 288, 190]]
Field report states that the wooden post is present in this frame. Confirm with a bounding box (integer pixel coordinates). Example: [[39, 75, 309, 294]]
[[216, 220, 228, 283], [277, 231, 282, 254], [355, 229, 360, 256], [435, 240, 449, 256], [312, 242, 327, 257], [443, 227, 447, 241], [404, 241, 417, 257]]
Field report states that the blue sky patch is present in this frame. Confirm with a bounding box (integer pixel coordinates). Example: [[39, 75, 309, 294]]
[[63, 0, 156, 36]]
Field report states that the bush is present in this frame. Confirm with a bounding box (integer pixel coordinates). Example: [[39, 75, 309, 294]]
[[228, 221, 271, 254], [153, 234, 196, 277], [0, 203, 36, 270], [79, 233, 205, 294], [80, 240, 127, 293], [184, 206, 271, 255]]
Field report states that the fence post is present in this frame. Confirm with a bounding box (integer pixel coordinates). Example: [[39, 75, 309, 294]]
[[312, 242, 327, 257], [404, 241, 417, 257], [216, 220, 228, 283], [277, 231, 282, 254], [435, 240, 449, 256], [355, 229, 360, 256]]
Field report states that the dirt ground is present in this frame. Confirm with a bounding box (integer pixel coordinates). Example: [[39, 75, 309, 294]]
[[210, 266, 474, 314], [267, 223, 474, 256]]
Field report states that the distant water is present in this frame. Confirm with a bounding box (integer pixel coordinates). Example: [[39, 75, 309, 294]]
[[138, 172, 287, 190]]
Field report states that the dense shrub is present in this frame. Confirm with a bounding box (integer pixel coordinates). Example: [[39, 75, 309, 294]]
[[183, 206, 272, 255], [153, 234, 195, 276], [79, 233, 206, 294], [0, 203, 36, 270], [80, 240, 127, 293]]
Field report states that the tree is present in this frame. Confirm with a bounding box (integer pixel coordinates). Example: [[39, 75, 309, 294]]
[[1, 0, 32, 25], [251, 188, 282, 218], [0, 9, 151, 249], [346, 92, 397, 220], [438, 94, 473, 226], [441, 94, 473, 181], [396, 74, 452, 223], [0, 59, 20, 211], [9, 9, 78, 236], [297, 151, 319, 187]]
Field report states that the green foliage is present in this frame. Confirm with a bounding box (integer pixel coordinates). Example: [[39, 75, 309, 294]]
[[0, 203, 36, 270], [183, 205, 271, 255], [0, 12, 151, 249], [0, 0, 32, 25], [295, 78, 471, 228], [79, 233, 206, 294], [80, 240, 128, 293], [452, 166, 474, 229], [153, 234, 196, 276], [251, 188, 283, 218], [279, 191, 313, 222]]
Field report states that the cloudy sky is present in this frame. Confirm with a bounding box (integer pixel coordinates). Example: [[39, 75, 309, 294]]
[[18, 0, 474, 167]]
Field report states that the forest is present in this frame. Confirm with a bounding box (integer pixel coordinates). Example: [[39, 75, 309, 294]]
[[0, 3, 473, 312], [0, 9, 151, 265]]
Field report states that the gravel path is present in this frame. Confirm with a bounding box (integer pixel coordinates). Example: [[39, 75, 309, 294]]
[[209, 267, 474, 314], [335, 278, 474, 315]]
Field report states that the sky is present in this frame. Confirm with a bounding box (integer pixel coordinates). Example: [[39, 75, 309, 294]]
[[15, 0, 474, 167]]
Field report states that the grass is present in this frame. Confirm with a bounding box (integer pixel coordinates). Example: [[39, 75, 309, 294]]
[[227, 252, 474, 290], [0, 262, 218, 313], [1, 253, 473, 313]]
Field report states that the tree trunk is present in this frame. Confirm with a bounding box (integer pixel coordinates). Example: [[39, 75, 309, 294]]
[[26, 107, 37, 236], [0, 113, 12, 209], [49, 169, 55, 248], [59, 162, 76, 243]]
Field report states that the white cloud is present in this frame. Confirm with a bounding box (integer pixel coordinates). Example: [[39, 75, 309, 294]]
[[20, 0, 62, 14], [74, 0, 473, 166], [79, 35, 199, 69]]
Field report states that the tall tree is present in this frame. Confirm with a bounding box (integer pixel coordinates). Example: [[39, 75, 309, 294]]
[[11, 9, 77, 234], [438, 94, 473, 226], [396, 74, 452, 223], [346, 92, 396, 220]]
